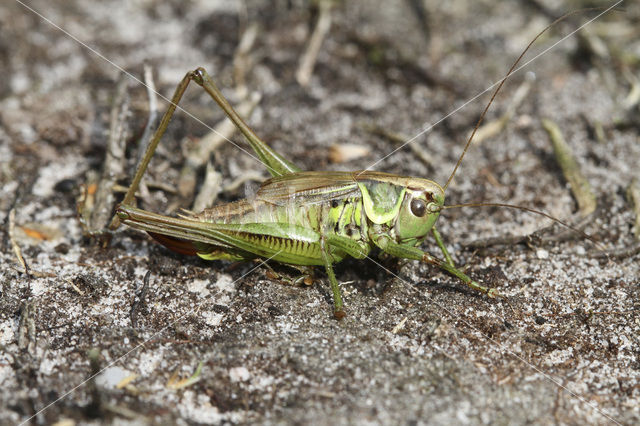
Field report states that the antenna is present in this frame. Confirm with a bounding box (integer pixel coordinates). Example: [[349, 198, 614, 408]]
[[442, 202, 605, 251], [443, 8, 612, 191]]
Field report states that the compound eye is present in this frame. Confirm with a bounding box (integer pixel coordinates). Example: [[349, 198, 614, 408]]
[[410, 198, 427, 217]]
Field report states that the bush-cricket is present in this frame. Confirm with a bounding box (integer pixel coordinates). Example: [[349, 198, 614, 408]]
[[113, 12, 599, 319]]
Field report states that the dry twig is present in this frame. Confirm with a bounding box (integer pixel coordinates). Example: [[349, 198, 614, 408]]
[[296, 0, 333, 87], [9, 208, 29, 275], [626, 178, 640, 240], [542, 118, 597, 217], [91, 77, 130, 232]]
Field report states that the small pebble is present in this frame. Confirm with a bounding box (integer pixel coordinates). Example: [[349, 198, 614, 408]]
[[229, 366, 250, 382], [536, 249, 549, 260]]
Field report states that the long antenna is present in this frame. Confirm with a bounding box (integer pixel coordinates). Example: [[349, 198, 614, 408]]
[[443, 7, 616, 191], [442, 202, 605, 250]]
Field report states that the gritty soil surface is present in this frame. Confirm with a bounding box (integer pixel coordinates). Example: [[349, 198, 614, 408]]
[[1, 1, 639, 425]]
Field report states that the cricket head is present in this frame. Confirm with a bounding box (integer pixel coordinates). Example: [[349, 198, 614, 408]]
[[393, 179, 444, 243], [356, 173, 444, 244]]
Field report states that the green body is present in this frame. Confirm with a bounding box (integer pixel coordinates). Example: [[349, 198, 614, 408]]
[[119, 170, 443, 265], [116, 68, 497, 318]]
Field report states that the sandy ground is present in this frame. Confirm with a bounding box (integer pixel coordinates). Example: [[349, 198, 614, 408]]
[[1, 0, 639, 424]]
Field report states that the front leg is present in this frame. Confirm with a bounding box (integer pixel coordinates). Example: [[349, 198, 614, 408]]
[[432, 226, 454, 267], [373, 233, 499, 298]]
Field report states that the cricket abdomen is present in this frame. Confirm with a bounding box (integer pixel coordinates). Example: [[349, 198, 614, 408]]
[[235, 232, 326, 266]]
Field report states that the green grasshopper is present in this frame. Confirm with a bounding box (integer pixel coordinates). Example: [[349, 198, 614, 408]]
[[113, 20, 572, 318]]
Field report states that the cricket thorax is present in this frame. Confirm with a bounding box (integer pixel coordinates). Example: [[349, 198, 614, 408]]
[[355, 175, 444, 244], [327, 197, 367, 241]]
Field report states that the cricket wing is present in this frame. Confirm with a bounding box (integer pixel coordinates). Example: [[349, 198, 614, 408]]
[[256, 171, 361, 206]]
